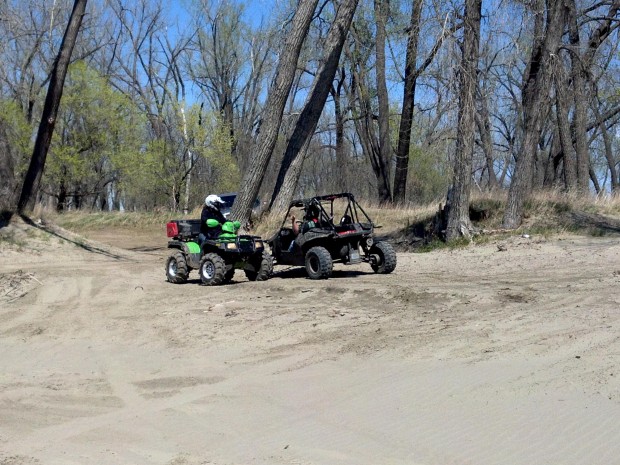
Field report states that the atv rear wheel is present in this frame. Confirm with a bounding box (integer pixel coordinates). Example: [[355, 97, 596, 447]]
[[369, 241, 397, 274], [166, 251, 189, 284], [199, 253, 226, 286], [223, 268, 235, 283], [245, 251, 273, 281], [305, 246, 333, 279]]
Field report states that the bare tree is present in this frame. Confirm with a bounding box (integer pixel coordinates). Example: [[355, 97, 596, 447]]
[[268, 0, 359, 213], [445, 0, 481, 241], [346, 18, 392, 203], [230, 0, 319, 225], [392, 0, 423, 204], [374, 0, 392, 202], [189, 0, 274, 171], [18, 0, 88, 213], [503, 0, 565, 229]]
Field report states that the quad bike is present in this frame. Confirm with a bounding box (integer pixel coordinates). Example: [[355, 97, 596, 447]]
[[268, 193, 397, 279], [165, 219, 273, 286]]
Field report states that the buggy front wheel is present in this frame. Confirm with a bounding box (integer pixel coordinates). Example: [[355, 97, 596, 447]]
[[369, 241, 397, 274]]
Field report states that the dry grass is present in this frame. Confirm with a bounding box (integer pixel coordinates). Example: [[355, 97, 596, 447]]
[[467, 189, 620, 237], [253, 201, 437, 239], [9, 190, 620, 253], [47, 210, 195, 233]]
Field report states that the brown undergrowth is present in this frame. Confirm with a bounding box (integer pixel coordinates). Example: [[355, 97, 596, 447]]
[[3, 190, 620, 254]]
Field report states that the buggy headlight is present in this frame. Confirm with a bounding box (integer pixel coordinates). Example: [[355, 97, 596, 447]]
[[254, 240, 264, 249], [366, 237, 374, 247], [226, 243, 238, 250]]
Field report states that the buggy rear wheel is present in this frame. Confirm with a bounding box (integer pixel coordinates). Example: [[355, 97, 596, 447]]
[[369, 241, 397, 274], [199, 253, 226, 286], [305, 246, 333, 279], [245, 251, 273, 281], [166, 251, 189, 284]]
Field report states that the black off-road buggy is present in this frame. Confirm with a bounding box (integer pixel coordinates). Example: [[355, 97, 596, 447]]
[[165, 219, 273, 286], [268, 193, 397, 279]]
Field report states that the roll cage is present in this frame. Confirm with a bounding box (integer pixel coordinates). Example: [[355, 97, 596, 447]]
[[280, 192, 375, 233]]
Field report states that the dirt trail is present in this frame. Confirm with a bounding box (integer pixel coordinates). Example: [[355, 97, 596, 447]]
[[1, 220, 619, 465]]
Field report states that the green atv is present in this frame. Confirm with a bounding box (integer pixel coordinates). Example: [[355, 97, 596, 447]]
[[268, 193, 397, 279], [165, 219, 273, 286]]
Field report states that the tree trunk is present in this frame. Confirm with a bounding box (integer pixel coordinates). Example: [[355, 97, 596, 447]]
[[475, 86, 498, 189], [268, 0, 359, 213], [347, 59, 392, 203], [180, 105, 193, 215], [553, 64, 578, 190], [592, 94, 619, 191], [393, 0, 423, 204], [331, 69, 348, 192], [230, 0, 318, 225], [374, 0, 392, 202], [445, 0, 481, 241], [502, 0, 564, 229], [17, 0, 88, 214], [271, 139, 313, 213], [565, 0, 589, 192]]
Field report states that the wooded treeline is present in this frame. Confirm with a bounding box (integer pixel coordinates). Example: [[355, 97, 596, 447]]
[[1, 0, 619, 231]]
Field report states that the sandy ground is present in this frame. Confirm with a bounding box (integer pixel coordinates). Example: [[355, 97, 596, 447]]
[[1, 218, 619, 465]]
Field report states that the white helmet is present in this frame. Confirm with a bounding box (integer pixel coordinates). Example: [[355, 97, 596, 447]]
[[205, 194, 225, 209]]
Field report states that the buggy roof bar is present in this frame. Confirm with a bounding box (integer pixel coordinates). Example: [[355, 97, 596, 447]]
[[289, 192, 355, 208]]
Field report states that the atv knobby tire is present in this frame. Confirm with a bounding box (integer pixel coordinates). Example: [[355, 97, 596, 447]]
[[305, 246, 333, 279], [199, 253, 226, 286], [166, 251, 189, 284], [369, 241, 397, 274], [245, 251, 273, 281], [224, 268, 235, 283]]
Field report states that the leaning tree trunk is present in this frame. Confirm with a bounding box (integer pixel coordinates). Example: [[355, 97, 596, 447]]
[[503, 0, 564, 229], [445, 0, 482, 241], [230, 0, 319, 225], [17, 0, 88, 213], [269, 0, 359, 213]]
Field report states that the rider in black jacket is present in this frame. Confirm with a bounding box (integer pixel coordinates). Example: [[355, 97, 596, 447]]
[[200, 194, 227, 241]]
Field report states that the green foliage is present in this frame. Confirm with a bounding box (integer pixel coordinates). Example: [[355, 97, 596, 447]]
[[45, 62, 143, 206], [0, 99, 32, 175], [40, 62, 240, 211], [185, 107, 239, 194], [117, 105, 238, 209], [407, 146, 450, 204]]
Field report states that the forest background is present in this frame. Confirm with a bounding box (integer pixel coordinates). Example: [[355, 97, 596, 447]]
[[1, 0, 619, 237]]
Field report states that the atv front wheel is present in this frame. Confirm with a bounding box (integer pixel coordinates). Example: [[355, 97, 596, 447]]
[[305, 246, 333, 279], [166, 251, 189, 284], [199, 253, 226, 286], [245, 251, 273, 281], [369, 241, 397, 274]]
